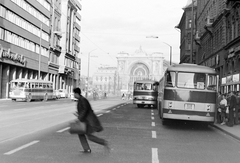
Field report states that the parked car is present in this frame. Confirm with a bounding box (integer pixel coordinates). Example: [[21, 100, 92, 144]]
[[58, 89, 68, 98], [70, 93, 78, 101], [53, 90, 61, 99]]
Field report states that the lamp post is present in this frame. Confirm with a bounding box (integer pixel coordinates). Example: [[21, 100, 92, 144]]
[[86, 49, 97, 98], [146, 36, 172, 65]]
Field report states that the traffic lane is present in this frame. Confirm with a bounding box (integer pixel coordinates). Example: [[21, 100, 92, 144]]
[[0, 98, 125, 146], [0, 98, 74, 111], [152, 116, 240, 163], [1, 103, 153, 163]]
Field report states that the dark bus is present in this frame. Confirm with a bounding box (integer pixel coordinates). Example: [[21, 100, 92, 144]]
[[133, 80, 159, 108]]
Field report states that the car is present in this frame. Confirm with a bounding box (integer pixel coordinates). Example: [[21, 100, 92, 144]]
[[53, 90, 61, 99], [58, 89, 68, 98], [70, 93, 78, 101]]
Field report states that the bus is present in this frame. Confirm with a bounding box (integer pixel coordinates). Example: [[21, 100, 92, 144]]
[[158, 64, 217, 125], [133, 80, 159, 108], [9, 79, 55, 102]]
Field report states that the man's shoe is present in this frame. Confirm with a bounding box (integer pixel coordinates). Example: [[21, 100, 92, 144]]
[[80, 149, 91, 153]]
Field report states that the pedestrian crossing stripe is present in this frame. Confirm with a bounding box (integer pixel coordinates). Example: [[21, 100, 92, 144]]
[[168, 110, 172, 114], [206, 113, 210, 116]]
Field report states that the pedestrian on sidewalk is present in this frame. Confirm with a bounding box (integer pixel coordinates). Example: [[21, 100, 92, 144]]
[[226, 91, 237, 127], [219, 94, 228, 125], [73, 88, 110, 153], [234, 91, 240, 125], [216, 92, 222, 124]]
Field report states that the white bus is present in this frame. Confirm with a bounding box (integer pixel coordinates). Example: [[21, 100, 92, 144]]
[[158, 64, 217, 125], [9, 79, 55, 102]]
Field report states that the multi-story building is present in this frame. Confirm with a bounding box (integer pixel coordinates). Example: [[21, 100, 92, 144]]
[[177, 0, 197, 64], [195, 0, 240, 93], [92, 67, 117, 95], [0, 0, 51, 98], [51, 0, 81, 94], [0, 0, 82, 99], [178, 0, 240, 93]]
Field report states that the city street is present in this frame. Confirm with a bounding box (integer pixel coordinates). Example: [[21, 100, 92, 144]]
[[0, 97, 240, 163]]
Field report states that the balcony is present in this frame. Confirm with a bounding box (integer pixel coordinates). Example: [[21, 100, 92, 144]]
[[75, 33, 80, 42], [74, 45, 80, 52], [74, 22, 81, 31]]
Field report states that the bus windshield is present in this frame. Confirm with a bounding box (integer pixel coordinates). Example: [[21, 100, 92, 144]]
[[134, 83, 154, 90], [177, 72, 206, 89]]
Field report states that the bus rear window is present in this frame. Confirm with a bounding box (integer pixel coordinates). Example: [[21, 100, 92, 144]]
[[177, 72, 206, 89]]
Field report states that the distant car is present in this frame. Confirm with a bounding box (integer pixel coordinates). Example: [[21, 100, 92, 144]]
[[58, 89, 68, 98], [53, 90, 61, 99], [70, 93, 78, 101]]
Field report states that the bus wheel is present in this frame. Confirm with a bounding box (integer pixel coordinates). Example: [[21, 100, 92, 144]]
[[137, 104, 141, 108], [26, 95, 32, 102], [43, 94, 48, 101], [12, 99, 16, 101]]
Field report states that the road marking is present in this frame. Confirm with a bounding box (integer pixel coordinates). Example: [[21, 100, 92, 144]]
[[106, 110, 110, 113], [57, 127, 70, 133], [117, 106, 120, 108], [97, 114, 103, 117], [151, 116, 155, 120], [152, 131, 157, 138], [152, 122, 155, 127], [112, 108, 116, 110], [151, 110, 153, 112], [4, 140, 39, 155], [152, 148, 159, 163], [151, 112, 154, 115]]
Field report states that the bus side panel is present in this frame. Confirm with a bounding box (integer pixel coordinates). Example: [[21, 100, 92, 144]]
[[164, 89, 216, 103]]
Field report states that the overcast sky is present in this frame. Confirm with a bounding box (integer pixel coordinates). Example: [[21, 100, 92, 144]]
[[79, 0, 189, 76]]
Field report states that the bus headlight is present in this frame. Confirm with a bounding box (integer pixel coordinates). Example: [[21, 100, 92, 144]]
[[168, 102, 172, 108]]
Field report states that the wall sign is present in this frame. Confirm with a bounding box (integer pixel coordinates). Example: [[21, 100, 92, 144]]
[[0, 45, 26, 65]]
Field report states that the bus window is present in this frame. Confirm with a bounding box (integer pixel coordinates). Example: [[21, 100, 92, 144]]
[[43, 84, 46, 88], [144, 84, 152, 90], [166, 71, 175, 87], [17, 82, 25, 88], [35, 83, 39, 88], [207, 75, 217, 90], [39, 83, 43, 88], [177, 72, 206, 89]]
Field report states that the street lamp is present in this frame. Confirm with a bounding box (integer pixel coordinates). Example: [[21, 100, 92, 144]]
[[86, 48, 97, 98], [146, 36, 172, 65]]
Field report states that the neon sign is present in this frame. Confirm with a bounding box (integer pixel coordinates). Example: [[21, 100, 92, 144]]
[[0, 45, 26, 65]]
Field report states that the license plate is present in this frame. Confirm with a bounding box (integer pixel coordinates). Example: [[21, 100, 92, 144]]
[[184, 104, 194, 110]]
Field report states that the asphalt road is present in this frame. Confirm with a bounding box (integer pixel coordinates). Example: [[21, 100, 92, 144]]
[[1, 98, 240, 163]]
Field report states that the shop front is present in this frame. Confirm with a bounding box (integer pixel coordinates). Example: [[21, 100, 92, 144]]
[[221, 74, 240, 94], [0, 43, 48, 99]]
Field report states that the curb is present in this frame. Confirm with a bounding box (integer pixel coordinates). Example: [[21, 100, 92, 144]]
[[210, 124, 240, 142]]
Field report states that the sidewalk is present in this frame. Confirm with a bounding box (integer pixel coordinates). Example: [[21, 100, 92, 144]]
[[211, 123, 240, 141]]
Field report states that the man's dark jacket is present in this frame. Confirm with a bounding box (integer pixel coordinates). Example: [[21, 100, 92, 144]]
[[77, 95, 103, 134]]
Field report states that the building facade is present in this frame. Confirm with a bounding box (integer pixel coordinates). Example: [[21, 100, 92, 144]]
[[195, 0, 240, 93], [92, 67, 117, 95], [116, 47, 169, 93], [0, 0, 82, 99], [0, 0, 51, 98], [177, 1, 197, 64]]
